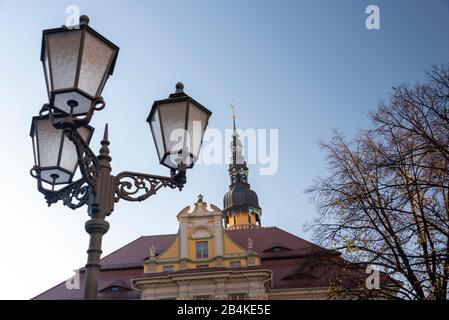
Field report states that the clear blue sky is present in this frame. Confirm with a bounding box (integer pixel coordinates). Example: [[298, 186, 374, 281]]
[[0, 0, 448, 299]]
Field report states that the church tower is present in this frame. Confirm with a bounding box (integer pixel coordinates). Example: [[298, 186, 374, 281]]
[[223, 107, 262, 230]]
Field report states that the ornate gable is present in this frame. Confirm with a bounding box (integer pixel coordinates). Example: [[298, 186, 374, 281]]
[[143, 195, 261, 274]]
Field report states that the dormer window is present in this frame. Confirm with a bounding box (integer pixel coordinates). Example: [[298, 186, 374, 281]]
[[263, 244, 293, 253], [102, 286, 128, 293], [99, 280, 131, 294]]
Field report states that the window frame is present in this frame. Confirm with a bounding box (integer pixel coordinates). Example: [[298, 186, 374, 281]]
[[230, 260, 242, 268], [193, 295, 212, 300], [229, 293, 246, 300], [162, 265, 175, 272], [195, 241, 209, 259]]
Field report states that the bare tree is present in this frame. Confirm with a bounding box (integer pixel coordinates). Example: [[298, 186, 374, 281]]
[[306, 64, 449, 300]]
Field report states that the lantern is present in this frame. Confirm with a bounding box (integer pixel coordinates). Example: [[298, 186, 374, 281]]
[[147, 83, 212, 170], [30, 114, 94, 185], [41, 15, 119, 116]]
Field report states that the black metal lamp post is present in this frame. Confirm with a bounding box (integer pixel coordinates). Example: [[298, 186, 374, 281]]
[[30, 15, 212, 300]]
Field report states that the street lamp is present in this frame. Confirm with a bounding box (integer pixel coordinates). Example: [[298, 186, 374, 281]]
[[41, 15, 118, 120], [30, 15, 212, 300]]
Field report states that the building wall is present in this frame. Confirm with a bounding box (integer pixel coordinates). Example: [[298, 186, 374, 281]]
[[268, 288, 330, 300], [134, 270, 271, 300], [226, 210, 258, 229]]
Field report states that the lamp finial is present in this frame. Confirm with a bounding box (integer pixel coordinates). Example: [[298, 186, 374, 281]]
[[99, 123, 111, 165], [79, 15, 90, 26], [175, 82, 184, 93]]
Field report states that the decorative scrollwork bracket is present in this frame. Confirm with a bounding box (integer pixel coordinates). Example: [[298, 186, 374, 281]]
[[114, 164, 187, 202], [44, 178, 91, 209], [30, 167, 91, 210]]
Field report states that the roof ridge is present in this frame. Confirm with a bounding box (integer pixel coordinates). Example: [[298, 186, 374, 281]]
[[141, 233, 177, 238]]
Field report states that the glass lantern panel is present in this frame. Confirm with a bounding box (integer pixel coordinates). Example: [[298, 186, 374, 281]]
[[59, 134, 77, 173], [31, 126, 38, 166], [47, 30, 82, 90], [40, 168, 72, 185], [43, 48, 51, 99], [78, 31, 115, 97], [36, 119, 63, 168], [53, 91, 92, 115], [187, 103, 210, 159], [163, 151, 193, 169], [158, 101, 188, 154], [77, 125, 92, 141], [149, 109, 164, 161], [59, 126, 93, 173]]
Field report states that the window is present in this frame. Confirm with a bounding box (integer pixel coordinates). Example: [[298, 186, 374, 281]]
[[107, 286, 126, 293], [101, 285, 129, 293], [163, 265, 174, 272], [229, 293, 246, 300], [193, 295, 211, 300], [263, 246, 292, 253], [196, 264, 209, 269], [196, 241, 208, 258], [230, 261, 241, 268]]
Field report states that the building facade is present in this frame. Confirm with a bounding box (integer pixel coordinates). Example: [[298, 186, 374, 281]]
[[133, 195, 270, 300]]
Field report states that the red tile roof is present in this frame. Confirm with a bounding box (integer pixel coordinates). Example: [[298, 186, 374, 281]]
[[100, 234, 176, 268], [227, 227, 329, 259], [32, 269, 142, 300], [33, 227, 338, 300]]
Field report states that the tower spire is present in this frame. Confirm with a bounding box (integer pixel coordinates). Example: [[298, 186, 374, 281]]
[[228, 104, 246, 178], [231, 103, 237, 132], [223, 103, 262, 230]]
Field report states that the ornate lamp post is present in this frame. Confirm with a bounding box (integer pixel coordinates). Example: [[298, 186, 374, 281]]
[[30, 16, 212, 300]]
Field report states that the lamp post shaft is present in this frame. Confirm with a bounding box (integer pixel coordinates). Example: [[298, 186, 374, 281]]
[[84, 218, 109, 299], [83, 124, 114, 300]]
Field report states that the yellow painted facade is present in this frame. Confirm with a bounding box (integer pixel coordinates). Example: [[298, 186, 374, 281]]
[[223, 231, 244, 254], [226, 210, 258, 228], [225, 210, 258, 229], [143, 197, 261, 274], [158, 236, 179, 259]]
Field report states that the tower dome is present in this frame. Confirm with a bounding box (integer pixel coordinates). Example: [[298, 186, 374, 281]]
[[223, 185, 260, 212], [223, 106, 261, 230]]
